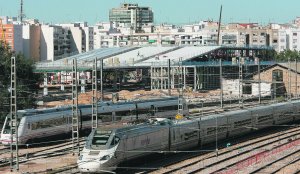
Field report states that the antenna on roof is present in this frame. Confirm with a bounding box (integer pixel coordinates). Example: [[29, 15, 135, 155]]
[[19, 0, 25, 23], [217, 5, 222, 46]]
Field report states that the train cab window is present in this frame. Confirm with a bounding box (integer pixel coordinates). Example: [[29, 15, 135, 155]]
[[92, 136, 110, 146], [110, 136, 120, 147], [91, 130, 112, 149]]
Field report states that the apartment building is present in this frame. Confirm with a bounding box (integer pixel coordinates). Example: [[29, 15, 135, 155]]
[[22, 24, 41, 61], [109, 3, 153, 32], [60, 22, 94, 53], [278, 28, 300, 52], [0, 16, 23, 53], [40, 25, 71, 61]]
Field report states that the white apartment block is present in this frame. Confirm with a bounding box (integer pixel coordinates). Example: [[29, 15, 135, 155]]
[[40, 25, 71, 61], [60, 22, 94, 53], [278, 29, 300, 52]]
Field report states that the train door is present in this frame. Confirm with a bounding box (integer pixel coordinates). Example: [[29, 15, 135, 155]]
[[197, 120, 202, 147]]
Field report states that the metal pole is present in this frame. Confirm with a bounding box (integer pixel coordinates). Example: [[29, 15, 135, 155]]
[[160, 66, 163, 90], [10, 56, 19, 171], [92, 57, 98, 129], [296, 59, 298, 99], [215, 117, 218, 156], [194, 66, 197, 91], [168, 59, 171, 95], [183, 66, 186, 89], [258, 58, 261, 104], [100, 59, 103, 101], [288, 57, 291, 101], [239, 57, 243, 107], [178, 57, 184, 117], [72, 59, 79, 155], [220, 59, 223, 108]]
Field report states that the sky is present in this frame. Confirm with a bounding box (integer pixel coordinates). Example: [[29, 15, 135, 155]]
[[0, 0, 299, 25]]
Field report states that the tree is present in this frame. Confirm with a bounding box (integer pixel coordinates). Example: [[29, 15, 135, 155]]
[[0, 42, 41, 122], [275, 49, 300, 62]]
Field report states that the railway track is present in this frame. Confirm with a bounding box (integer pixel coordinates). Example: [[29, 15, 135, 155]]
[[272, 157, 300, 174], [156, 126, 300, 174], [0, 138, 85, 169], [0, 147, 9, 156]]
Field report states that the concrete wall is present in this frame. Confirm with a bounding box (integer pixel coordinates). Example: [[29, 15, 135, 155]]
[[252, 83, 272, 96], [69, 27, 83, 53], [22, 25, 41, 61], [222, 79, 241, 96], [41, 26, 54, 61], [13, 25, 23, 54], [30, 25, 41, 62]]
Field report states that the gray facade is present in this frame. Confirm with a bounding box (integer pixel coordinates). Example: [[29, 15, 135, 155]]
[[109, 3, 153, 32]]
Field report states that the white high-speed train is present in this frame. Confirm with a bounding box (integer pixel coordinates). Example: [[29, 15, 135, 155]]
[[78, 100, 300, 173], [0, 97, 188, 145]]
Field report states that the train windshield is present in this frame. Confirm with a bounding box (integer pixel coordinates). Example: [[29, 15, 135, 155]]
[[91, 130, 112, 150], [2, 117, 15, 134]]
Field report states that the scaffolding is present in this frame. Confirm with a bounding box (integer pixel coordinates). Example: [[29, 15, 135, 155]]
[[10, 56, 19, 171]]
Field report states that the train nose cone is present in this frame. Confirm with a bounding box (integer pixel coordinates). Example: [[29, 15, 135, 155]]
[[78, 160, 114, 173], [78, 159, 100, 173]]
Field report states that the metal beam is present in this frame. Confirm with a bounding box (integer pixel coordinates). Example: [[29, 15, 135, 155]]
[[10, 56, 19, 172], [72, 59, 79, 155], [178, 57, 184, 117], [92, 58, 98, 129]]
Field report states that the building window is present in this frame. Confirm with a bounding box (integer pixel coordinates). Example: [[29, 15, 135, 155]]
[[293, 33, 297, 36], [272, 69, 283, 82]]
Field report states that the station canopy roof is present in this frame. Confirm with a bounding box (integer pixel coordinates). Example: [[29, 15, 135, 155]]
[[35, 45, 270, 72]]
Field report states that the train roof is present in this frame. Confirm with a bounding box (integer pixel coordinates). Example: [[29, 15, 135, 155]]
[[16, 96, 179, 117], [94, 118, 171, 137]]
